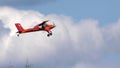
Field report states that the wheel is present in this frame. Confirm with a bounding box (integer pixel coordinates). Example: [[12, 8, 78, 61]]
[[47, 34, 50, 37], [17, 34, 19, 37], [17, 33, 20, 37], [50, 32, 52, 35]]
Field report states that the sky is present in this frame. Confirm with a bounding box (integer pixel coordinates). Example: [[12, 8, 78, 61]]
[[1, 0, 120, 25], [16, 0, 120, 26], [0, 0, 120, 68]]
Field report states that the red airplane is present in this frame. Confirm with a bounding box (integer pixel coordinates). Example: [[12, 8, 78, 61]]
[[15, 20, 56, 37]]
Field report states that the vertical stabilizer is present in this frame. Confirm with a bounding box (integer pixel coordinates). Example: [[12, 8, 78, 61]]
[[15, 23, 24, 32]]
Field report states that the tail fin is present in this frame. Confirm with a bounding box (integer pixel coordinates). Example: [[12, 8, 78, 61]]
[[15, 23, 24, 32]]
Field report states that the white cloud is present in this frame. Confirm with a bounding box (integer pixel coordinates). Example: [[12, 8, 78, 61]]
[[0, 7, 120, 68]]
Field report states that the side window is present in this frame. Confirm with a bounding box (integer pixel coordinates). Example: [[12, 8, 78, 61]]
[[39, 25, 42, 28], [44, 24, 48, 27]]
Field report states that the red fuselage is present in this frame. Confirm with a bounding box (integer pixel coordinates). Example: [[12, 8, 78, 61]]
[[15, 23, 55, 34], [20, 25, 55, 33]]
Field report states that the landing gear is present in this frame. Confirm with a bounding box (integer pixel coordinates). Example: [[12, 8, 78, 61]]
[[17, 34, 19, 37], [16, 32, 20, 37], [47, 32, 52, 37], [47, 34, 50, 37]]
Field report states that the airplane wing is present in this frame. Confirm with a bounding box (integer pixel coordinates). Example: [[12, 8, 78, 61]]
[[38, 20, 49, 26]]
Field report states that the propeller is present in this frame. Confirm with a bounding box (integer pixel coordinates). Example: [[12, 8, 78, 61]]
[[53, 22, 56, 27]]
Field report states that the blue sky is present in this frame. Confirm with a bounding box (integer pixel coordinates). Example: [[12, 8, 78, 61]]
[[1, 0, 120, 25], [0, 0, 120, 68], [18, 0, 120, 26]]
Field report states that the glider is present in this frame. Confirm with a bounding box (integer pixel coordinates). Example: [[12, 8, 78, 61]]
[[15, 20, 56, 37]]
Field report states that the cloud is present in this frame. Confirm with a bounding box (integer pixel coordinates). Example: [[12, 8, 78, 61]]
[[0, 7, 120, 68], [0, 0, 55, 7], [0, 20, 10, 37]]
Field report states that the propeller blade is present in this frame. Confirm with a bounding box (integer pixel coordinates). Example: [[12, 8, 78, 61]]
[[53, 22, 56, 27]]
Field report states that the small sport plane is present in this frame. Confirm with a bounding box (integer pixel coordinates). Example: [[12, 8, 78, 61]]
[[15, 20, 56, 37]]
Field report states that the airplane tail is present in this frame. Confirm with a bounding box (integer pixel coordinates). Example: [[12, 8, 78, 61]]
[[15, 23, 24, 33]]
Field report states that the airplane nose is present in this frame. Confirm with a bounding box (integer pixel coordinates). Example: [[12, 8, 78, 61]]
[[52, 25, 56, 28], [53, 25, 56, 27], [51, 25, 55, 29]]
